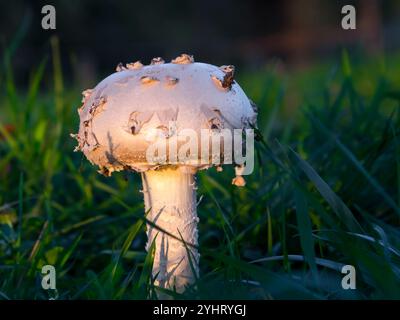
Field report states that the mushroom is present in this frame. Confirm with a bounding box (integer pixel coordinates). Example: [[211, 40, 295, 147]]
[[71, 54, 258, 295]]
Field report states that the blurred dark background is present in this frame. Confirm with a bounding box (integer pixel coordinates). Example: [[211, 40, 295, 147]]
[[0, 0, 399, 88]]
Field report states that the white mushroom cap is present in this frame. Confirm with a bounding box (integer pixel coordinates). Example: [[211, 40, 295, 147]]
[[72, 54, 258, 176]]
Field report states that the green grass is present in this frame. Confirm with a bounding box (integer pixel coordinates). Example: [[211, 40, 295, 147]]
[[1, 36, 400, 299]]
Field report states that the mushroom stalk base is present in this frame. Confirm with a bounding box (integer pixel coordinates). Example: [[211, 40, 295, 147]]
[[141, 167, 199, 295]]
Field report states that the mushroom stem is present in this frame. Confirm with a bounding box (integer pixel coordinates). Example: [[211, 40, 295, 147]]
[[141, 166, 199, 294]]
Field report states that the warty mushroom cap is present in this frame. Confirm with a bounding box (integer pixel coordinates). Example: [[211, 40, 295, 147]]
[[72, 54, 257, 176]]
